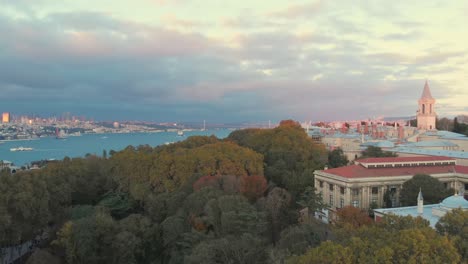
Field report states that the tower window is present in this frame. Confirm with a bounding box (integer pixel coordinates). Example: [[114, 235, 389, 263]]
[[422, 104, 425, 114]]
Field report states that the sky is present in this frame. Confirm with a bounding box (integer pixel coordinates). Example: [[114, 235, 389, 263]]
[[0, 0, 467, 122]]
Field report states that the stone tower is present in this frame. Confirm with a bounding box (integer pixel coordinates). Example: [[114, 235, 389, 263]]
[[417, 80, 436, 130]]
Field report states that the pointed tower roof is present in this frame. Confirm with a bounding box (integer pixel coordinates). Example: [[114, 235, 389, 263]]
[[420, 80, 433, 99], [418, 188, 423, 200]]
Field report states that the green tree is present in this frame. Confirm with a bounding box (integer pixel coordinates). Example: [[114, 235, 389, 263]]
[[54, 210, 118, 264], [186, 234, 267, 264], [204, 195, 267, 237], [453, 117, 461, 133], [360, 146, 397, 158], [436, 208, 468, 261], [260, 187, 294, 243], [393, 228, 460, 264], [400, 174, 452, 206], [436, 117, 453, 131], [327, 148, 348, 168], [228, 120, 327, 199], [275, 224, 321, 257], [378, 214, 429, 232], [287, 241, 353, 264], [297, 186, 326, 215]]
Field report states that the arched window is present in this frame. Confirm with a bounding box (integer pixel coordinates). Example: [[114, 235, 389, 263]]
[[430, 104, 432, 113], [422, 104, 425, 114]]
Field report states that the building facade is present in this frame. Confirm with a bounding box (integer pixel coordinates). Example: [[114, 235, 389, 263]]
[[314, 156, 468, 215], [2, 112, 10, 123], [417, 81, 436, 130]]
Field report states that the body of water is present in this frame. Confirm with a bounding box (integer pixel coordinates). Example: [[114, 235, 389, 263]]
[[0, 129, 232, 166]]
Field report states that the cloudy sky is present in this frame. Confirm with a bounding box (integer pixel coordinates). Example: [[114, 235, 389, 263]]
[[0, 0, 467, 122]]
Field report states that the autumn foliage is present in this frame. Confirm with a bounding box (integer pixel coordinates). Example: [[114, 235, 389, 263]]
[[193, 174, 267, 202], [240, 175, 268, 202], [335, 206, 372, 228]]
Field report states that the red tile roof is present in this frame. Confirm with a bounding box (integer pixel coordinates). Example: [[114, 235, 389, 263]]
[[322, 164, 465, 179], [357, 156, 455, 164], [455, 165, 468, 174]]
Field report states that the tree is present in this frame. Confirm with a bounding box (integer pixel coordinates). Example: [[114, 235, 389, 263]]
[[54, 210, 118, 264], [287, 241, 353, 264], [360, 146, 397, 158], [204, 195, 267, 237], [435, 208, 468, 261], [228, 120, 327, 200], [240, 175, 268, 202], [327, 148, 348, 168], [453, 117, 461, 133], [261, 188, 293, 243], [334, 206, 372, 228], [291, 225, 461, 264], [186, 234, 267, 264], [275, 224, 321, 257], [436, 117, 453, 131], [400, 174, 452, 206], [393, 228, 460, 264], [378, 214, 429, 232], [297, 186, 326, 215]]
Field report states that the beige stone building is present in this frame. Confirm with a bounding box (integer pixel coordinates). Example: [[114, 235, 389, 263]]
[[314, 156, 468, 217]]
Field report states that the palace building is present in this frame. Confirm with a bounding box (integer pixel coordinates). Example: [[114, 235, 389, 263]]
[[314, 156, 468, 219]]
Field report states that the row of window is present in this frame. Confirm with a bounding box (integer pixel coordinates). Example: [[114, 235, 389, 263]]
[[319, 181, 383, 196], [367, 161, 456, 169], [329, 194, 360, 208]]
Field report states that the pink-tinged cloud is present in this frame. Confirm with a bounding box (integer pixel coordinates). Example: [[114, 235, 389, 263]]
[[4, 13, 220, 59]]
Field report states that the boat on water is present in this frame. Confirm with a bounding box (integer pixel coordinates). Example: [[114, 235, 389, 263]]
[[10, 147, 34, 152], [177, 130, 184, 137]]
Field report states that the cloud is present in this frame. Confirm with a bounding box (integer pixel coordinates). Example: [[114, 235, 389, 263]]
[[0, 1, 467, 122], [267, 1, 322, 19], [382, 30, 421, 41]]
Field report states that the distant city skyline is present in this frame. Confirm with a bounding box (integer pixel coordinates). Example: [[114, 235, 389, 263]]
[[0, 0, 467, 122]]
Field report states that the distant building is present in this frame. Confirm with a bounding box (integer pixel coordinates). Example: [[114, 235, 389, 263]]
[[417, 81, 436, 130], [374, 190, 468, 227], [2, 112, 10, 123], [314, 156, 468, 219]]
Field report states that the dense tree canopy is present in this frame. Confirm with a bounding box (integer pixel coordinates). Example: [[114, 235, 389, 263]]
[[436, 209, 468, 261], [227, 120, 327, 199], [290, 215, 461, 264], [400, 174, 452, 206]]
